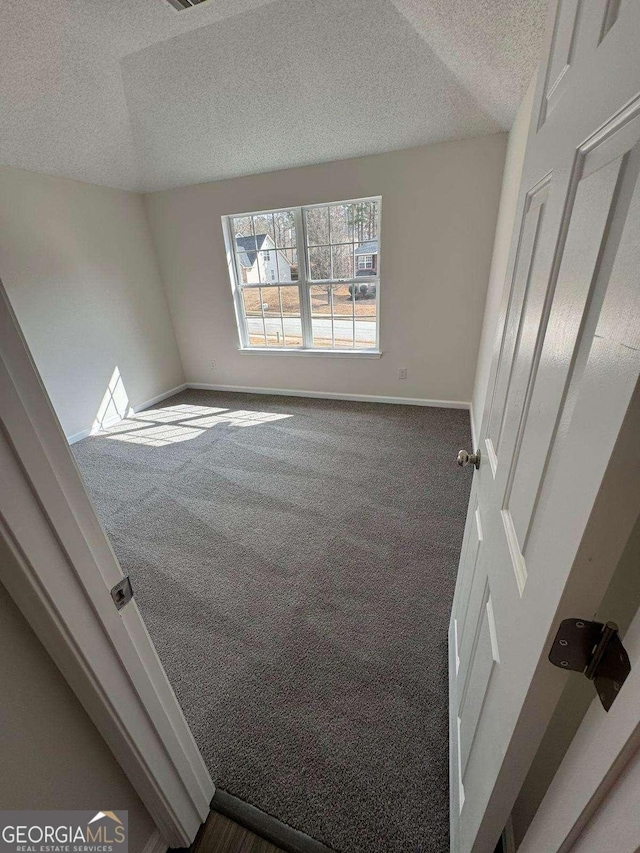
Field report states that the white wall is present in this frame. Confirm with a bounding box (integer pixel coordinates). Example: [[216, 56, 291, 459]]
[[145, 135, 507, 404], [470, 75, 537, 439], [0, 166, 185, 441], [0, 554, 157, 853]]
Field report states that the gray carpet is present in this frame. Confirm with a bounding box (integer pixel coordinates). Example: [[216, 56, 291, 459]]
[[73, 390, 471, 853]]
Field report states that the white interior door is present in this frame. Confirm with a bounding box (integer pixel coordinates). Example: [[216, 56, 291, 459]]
[[449, 2, 640, 851]]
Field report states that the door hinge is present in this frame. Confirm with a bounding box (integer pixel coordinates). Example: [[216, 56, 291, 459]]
[[549, 619, 631, 711], [111, 575, 134, 611]]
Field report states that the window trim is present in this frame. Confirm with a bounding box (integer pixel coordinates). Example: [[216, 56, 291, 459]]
[[237, 347, 382, 358], [222, 196, 381, 354]]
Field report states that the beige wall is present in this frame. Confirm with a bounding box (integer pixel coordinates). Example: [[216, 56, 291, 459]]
[[0, 166, 185, 441], [470, 75, 537, 438], [145, 135, 507, 404], [0, 546, 157, 853]]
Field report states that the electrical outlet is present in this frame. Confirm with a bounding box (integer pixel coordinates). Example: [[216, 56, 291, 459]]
[[398, 367, 407, 380], [210, 360, 216, 369]]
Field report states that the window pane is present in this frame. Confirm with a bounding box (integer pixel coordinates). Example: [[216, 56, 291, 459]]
[[273, 210, 296, 248], [241, 287, 267, 346], [259, 249, 275, 283], [305, 207, 329, 246], [332, 283, 356, 317], [328, 204, 354, 243], [355, 282, 377, 347], [232, 216, 253, 239], [351, 200, 379, 242], [252, 213, 275, 243], [310, 285, 342, 348], [308, 245, 331, 280], [234, 231, 259, 283], [331, 284, 355, 348], [332, 244, 353, 279], [274, 286, 302, 347], [243, 286, 301, 348], [279, 248, 298, 280], [275, 249, 294, 283]]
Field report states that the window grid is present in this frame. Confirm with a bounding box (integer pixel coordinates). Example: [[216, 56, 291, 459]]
[[225, 197, 380, 352]]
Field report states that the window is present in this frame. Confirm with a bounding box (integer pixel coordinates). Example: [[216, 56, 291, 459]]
[[224, 197, 380, 352]]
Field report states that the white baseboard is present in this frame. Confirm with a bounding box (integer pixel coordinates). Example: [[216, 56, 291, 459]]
[[67, 414, 123, 445], [66, 384, 187, 445], [67, 426, 93, 445], [132, 383, 187, 414], [187, 383, 471, 410], [99, 412, 124, 431], [140, 828, 167, 853]]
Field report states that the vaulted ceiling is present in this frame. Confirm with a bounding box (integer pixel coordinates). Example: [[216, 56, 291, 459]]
[[1, 0, 546, 192]]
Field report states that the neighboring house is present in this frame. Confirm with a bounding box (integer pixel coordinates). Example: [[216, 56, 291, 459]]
[[235, 233, 293, 284], [236, 233, 375, 281], [354, 240, 378, 275]]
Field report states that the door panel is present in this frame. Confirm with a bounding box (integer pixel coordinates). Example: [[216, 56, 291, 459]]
[[539, 0, 625, 128], [486, 181, 550, 472], [599, 0, 623, 40], [459, 586, 499, 778], [450, 491, 486, 818], [449, 3, 640, 851], [454, 497, 483, 655], [457, 556, 492, 712], [501, 131, 639, 583], [541, 0, 583, 124]]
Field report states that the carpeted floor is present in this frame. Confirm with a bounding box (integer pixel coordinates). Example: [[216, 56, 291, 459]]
[[73, 390, 471, 853]]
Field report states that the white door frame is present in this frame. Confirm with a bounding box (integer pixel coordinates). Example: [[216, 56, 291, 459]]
[[519, 571, 640, 853], [0, 280, 214, 847]]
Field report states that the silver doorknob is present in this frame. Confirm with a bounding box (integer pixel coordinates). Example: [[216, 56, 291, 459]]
[[457, 449, 481, 470]]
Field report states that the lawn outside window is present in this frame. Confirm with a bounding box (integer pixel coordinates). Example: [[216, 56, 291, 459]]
[[222, 196, 381, 354]]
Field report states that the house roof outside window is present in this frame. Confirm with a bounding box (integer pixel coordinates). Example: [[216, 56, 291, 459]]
[[235, 233, 272, 268], [353, 240, 378, 256]]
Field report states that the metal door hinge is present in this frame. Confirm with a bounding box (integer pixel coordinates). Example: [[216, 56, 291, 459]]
[[111, 576, 134, 611], [549, 619, 631, 711]]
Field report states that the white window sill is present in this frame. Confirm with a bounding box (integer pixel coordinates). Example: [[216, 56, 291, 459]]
[[238, 347, 382, 359]]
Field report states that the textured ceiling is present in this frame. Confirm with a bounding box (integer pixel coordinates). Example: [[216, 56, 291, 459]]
[[0, 0, 546, 192], [390, 0, 548, 127]]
